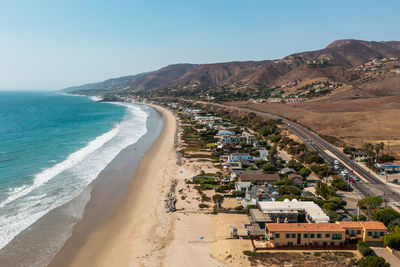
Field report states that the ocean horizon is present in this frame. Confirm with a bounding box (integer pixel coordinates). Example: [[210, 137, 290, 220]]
[[0, 91, 154, 264]]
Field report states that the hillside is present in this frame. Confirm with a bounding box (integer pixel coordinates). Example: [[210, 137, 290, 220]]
[[63, 39, 400, 97]]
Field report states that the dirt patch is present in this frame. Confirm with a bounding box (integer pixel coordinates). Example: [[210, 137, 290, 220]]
[[244, 251, 357, 267]]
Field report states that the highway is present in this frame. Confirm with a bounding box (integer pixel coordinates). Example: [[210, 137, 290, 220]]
[[194, 100, 400, 203]]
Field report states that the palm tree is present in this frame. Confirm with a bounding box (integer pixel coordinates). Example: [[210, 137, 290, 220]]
[[375, 144, 381, 163], [363, 143, 374, 168], [380, 142, 385, 160]]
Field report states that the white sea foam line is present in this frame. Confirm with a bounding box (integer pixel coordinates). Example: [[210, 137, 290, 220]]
[[0, 103, 149, 250], [0, 128, 119, 208]]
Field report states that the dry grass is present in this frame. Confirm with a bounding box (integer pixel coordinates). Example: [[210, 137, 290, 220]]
[[229, 95, 400, 157]]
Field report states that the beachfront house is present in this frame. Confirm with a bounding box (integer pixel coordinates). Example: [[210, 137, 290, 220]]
[[265, 221, 387, 248], [242, 185, 280, 207]]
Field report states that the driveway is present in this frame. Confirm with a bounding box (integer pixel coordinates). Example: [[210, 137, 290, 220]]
[[372, 247, 400, 266]]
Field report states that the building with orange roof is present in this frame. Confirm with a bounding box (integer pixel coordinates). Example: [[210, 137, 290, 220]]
[[265, 221, 387, 248]]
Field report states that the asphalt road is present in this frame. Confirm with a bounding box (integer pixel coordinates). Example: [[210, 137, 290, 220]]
[[194, 100, 400, 203]]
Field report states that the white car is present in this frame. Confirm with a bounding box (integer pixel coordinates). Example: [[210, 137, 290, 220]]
[[334, 160, 339, 165]]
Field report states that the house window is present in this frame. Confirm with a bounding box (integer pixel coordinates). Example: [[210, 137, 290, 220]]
[[310, 233, 315, 238], [325, 234, 330, 238], [304, 233, 308, 238], [345, 230, 349, 234], [288, 242, 293, 246], [357, 230, 361, 235], [323, 242, 327, 246], [275, 234, 280, 238], [380, 232, 385, 236], [317, 234, 322, 239], [351, 230, 355, 236], [332, 234, 342, 240], [368, 232, 372, 236], [286, 234, 290, 238], [374, 232, 379, 238], [330, 242, 335, 246], [291, 234, 296, 238], [275, 242, 279, 246]]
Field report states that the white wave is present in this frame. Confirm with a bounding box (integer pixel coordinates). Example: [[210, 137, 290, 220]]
[[0, 128, 119, 208], [0, 103, 149, 250]]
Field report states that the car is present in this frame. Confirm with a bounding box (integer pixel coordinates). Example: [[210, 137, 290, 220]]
[[349, 178, 355, 183], [334, 160, 339, 165], [334, 165, 340, 170], [353, 177, 359, 181]]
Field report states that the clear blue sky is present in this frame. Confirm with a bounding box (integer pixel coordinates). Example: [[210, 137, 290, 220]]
[[0, 0, 399, 90]]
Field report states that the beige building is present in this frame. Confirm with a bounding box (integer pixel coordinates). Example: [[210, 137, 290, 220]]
[[265, 221, 387, 248]]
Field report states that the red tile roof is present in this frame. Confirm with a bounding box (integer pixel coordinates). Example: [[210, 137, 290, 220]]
[[360, 221, 387, 230]]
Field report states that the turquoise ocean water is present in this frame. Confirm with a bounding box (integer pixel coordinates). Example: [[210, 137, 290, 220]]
[[0, 91, 148, 249]]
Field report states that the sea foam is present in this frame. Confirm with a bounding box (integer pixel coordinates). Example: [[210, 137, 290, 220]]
[[0, 103, 148, 250]]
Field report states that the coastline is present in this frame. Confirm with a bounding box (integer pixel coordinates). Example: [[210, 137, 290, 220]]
[[49, 104, 178, 266]]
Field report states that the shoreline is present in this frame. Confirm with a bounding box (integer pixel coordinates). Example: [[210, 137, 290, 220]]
[[49, 104, 178, 266]]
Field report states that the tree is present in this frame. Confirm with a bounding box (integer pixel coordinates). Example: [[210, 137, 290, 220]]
[[373, 209, 400, 226], [357, 256, 390, 267], [380, 142, 385, 160], [297, 167, 311, 178], [388, 218, 400, 232], [276, 185, 301, 196], [331, 178, 348, 191], [375, 143, 381, 163], [357, 240, 372, 256], [287, 159, 303, 171], [261, 162, 276, 173], [384, 231, 400, 250], [357, 196, 383, 210]]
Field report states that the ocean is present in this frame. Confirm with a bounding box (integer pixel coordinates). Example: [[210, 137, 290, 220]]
[[0, 91, 158, 265]]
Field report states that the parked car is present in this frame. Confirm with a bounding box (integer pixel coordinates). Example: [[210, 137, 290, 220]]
[[349, 178, 355, 183]]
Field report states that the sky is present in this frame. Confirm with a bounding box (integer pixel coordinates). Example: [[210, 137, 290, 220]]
[[0, 0, 399, 90]]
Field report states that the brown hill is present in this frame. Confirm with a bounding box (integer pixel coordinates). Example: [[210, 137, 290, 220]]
[[63, 39, 400, 95]]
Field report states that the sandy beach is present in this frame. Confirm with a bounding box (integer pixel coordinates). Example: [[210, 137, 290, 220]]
[[47, 104, 219, 267]]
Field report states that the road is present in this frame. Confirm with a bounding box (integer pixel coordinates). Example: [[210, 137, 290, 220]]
[[193, 100, 400, 203]]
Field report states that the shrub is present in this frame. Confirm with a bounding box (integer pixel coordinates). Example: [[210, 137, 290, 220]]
[[357, 240, 372, 257], [304, 155, 324, 164], [234, 205, 244, 211], [384, 232, 400, 250], [199, 203, 209, 209], [211, 205, 218, 214], [212, 194, 223, 204], [357, 256, 390, 267]]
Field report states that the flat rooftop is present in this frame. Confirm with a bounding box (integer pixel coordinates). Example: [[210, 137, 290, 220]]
[[258, 199, 330, 223]]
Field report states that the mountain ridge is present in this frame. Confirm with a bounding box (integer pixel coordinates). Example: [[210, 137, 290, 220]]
[[62, 39, 400, 96]]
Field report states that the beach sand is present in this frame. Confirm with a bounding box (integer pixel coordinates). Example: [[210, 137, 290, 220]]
[[52, 105, 221, 267]]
